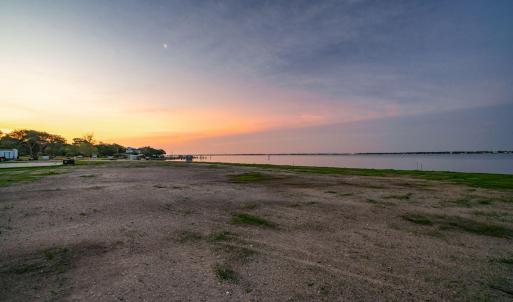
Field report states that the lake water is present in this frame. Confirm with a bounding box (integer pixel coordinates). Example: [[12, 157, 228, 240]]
[[197, 154, 513, 174]]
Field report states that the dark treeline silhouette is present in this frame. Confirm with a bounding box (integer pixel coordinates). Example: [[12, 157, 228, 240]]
[[0, 129, 165, 159]]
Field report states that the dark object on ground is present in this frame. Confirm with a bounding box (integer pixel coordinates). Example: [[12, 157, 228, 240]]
[[63, 159, 75, 165]]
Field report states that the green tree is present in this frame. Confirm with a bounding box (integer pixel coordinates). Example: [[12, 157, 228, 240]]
[[0, 132, 20, 149], [138, 146, 166, 158], [9, 129, 66, 159], [96, 143, 126, 157], [72, 134, 97, 157]]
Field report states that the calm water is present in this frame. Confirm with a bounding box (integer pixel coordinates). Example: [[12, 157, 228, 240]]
[[198, 154, 513, 174]]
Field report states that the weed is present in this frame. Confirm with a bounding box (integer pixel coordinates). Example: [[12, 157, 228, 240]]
[[79, 174, 96, 178], [214, 263, 238, 282], [319, 285, 329, 295]]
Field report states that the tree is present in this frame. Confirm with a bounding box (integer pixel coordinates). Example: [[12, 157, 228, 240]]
[[72, 134, 97, 157], [96, 143, 126, 157], [0, 132, 20, 149], [9, 129, 66, 159], [138, 146, 166, 158]]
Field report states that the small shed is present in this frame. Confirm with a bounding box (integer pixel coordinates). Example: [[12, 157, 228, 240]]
[[0, 149, 18, 161]]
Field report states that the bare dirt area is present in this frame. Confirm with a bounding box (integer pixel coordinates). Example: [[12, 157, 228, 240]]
[[1, 161, 512, 301]]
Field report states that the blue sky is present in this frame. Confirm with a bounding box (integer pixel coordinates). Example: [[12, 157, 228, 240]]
[[1, 0, 512, 152]]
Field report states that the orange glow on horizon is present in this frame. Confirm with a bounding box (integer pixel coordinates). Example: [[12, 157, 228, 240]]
[[0, 55, 400, 152]]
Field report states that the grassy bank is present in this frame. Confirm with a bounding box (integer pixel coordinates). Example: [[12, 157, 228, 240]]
[[201, 162, 513, 190], [0, 160, 109, 186], [0, 166, 65, 186]]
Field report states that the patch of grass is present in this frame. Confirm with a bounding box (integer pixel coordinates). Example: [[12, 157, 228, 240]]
[[446, 196, 496, 207], [208, 230, 237, 242], [206, 162, 513, 190], [287, 201, 318, 208], [0, 167, 66, 186], [75, 160, 111, 166], [384, 193, 412, 200], [175, 230, 203, 243], [79, 174, 96, 178], [491, 256, 513, 265], [441, 216, 512, 238], [287, 202, 301, 208], [318, 285, 329, 295], [477, 199, 495, 205], [402, 213, 513, 238], [229, 172, 273, 183], [230, 213, 275, 228], [218, 244, 257, 263], [338, 192, 354, 196], [395, 182, 433, 189], [214, 263, 238, 282], [153, 184, 166, 188], [7, 247, 71, 275], [366, 198, 396, 206], [473, 210, 513, 223], [401, 213, 433, 225], [326, 190, 354, 196], [488, 276, 513, 297], [447, 197, 474, 207], [179, 209, 193, 215]]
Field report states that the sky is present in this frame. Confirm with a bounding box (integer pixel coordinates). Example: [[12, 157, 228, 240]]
[[1, 0, 512, 153]]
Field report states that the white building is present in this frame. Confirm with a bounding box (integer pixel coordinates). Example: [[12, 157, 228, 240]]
[[126, 147, 140, 154], [0, 149, 18, 160]]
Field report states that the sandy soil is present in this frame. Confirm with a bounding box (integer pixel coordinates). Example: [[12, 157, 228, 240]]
[[1, 161, 512, 301]]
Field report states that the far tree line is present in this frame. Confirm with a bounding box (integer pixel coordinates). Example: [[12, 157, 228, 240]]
[[0, 129, 166, 160]]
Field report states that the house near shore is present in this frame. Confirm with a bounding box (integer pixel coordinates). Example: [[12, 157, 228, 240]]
[[126, 147, 140, 154], [0, 149, 18, 161], [125, 147, 143, 160]]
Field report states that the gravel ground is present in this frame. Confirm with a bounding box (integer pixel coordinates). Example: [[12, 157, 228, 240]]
[[1, 161, 512, 301]]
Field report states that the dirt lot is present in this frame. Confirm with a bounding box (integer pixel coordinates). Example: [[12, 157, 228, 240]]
[[1, 161, 512, 301]]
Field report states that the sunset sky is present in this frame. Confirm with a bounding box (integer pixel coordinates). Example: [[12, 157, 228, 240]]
[[1, 0, 512, 153]]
